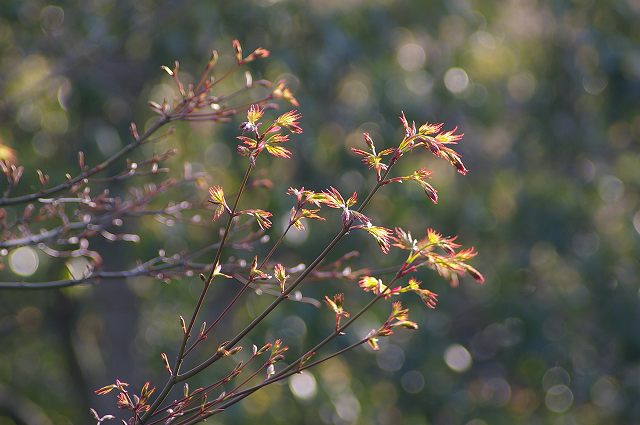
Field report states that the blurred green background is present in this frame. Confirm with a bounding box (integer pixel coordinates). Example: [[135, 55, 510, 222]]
[[1, 0, 640, 424]]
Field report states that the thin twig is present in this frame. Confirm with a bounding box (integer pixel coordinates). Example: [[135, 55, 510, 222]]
[[0, 117, 170, 207], [143, 163, 254, 421], [184, 220, 295, 355], [177, 166, 393, 381]]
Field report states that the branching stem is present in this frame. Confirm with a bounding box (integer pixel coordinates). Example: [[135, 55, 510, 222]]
[[142, 163, 254, 421], [177, 166, 393, 381], [0, 117, 170, 207]]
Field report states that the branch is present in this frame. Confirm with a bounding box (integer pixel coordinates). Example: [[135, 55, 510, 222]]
[[143, 163, 255, 420], [0, 117, 169, 207], [0, 239, 229, 290], [178, 339, 369, 424], [177, 166, 394, 382]]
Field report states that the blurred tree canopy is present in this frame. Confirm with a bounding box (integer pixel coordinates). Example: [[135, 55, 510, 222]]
[[1, 0, 640, 424]]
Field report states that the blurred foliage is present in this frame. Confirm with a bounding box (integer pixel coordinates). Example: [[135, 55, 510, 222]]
[[1, 0, 640, 424]]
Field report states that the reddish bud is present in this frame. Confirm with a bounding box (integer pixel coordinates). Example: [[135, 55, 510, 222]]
[[453, 157, 469, 175], [161, 352, 173, 375], [232, 39, 243, 64], [424, 183, 438, 204], [465, 265, 485, 284]]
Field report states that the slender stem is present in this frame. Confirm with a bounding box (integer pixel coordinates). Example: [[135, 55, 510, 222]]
[[193, 57, 216, 95], [1, 192, 198, 250], [210, 66, 239, 89], [118, 387, 143, 425], [226, 362, 268, 398], [0, 264, 186, 290], [178, 228, 346, 381], [189, 271, 409, 423], [189, 339, 369, 424], [172, 362, 269, 425], [358, 168, 391, 214], [2, 183, 13, 199], [275, 280, 398, 379], [183, 163, 254, 355], [179, 169, 393, 381], [168, 95, 273, 123], [221, 96, 274, 115], [142, 163, 254, 422], [0, 66, 248, 208], [0, 236, 282, 290], [169, 112, 233, 120], [0, 117, 169, 207], [147, 160, 397, 424], [147, 356, 256, 425], [259, 221, 294, 268], [195, 231, 402, 422], [214, 85, 251, 104], [184, 220, 295, 356]]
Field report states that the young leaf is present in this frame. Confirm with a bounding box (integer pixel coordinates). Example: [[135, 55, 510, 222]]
[[275, 110, 303, 134], [324, 293, 350, 331], [239, 209, 273, 230], [274, 263, 289, 293], [208, 186, 230, 221]]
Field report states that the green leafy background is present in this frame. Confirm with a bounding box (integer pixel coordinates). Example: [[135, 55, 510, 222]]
[[1, 1, 639, 424]]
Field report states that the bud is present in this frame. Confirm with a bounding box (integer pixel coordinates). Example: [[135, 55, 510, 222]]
[[428, 141, 441, 156], [237, 145, 251, 156], [228, 346, 243, 356], [161, 65, 174, 76], [300, 351, 316, 366], [267, 364, 275, 377], [37, 170, 49, 185], [232, 39, 243, 64], [252, 47, 270, 58], [183, 383, 190, 398], [423, 183, 438, 204], [452, 156, 468, 175], [465, 265, 485, 284], [396, 320, 419, 330], [367, 336, 380, 351], [240, 121, 257, 134], [207, 50, 219, 69], [341, 209, 351, 229], [161, 352, 173, 375]]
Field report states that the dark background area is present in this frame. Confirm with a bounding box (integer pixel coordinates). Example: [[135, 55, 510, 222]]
[[1, 1, 640, 424]]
